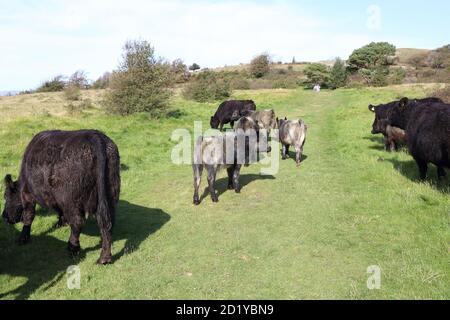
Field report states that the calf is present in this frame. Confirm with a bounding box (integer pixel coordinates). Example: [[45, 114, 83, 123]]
[[385, 125, 407, 152], [277, 117, 308, 166], [246, 109, 278, 133], [193, 117, 261, 205], [210, 100, 256, 131], [389, 98, 450, 180], [2, 130, 121, 264]]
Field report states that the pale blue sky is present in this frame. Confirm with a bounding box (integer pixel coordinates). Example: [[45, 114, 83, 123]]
[[1, 0, 449, 91]]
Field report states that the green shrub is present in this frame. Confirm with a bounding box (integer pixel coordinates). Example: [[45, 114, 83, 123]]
[[250, 54, 271, 78], [304, 63, 331, 88], [104, 40, 172, 116], [230, 77, 250, 90], [330, 58, 348, 89], [64, 85, 81, 101], [36, 75, 66, 92], [390, 68, 407, 85], [183, 71, 231, 102]]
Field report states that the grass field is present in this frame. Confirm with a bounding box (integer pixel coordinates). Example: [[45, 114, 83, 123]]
[[0, 85, 449, 299]]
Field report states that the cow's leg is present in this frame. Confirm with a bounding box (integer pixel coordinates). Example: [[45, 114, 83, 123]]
[[233, 165, 242, 193], [385, 137, 391, 151], [295, 146, 302, 167], [193, 164, 203, 205], [219, 123, 224, 132], [282, 144, 288, 160], [97, 225, 113, 265], [416, 159, 428, 180], [438, 167, 447, 180], [18, 201, 35, 245], [227, 166, 235, 190], [206, 165, 218, 203], [55, 207, 67, 228], [67, 211, 85, 255], [230, 121, 235, 129]]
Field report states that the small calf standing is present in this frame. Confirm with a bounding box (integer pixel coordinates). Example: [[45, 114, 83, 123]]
[[193, 117, 261, 205], [385, 125, 407, 152], [278, 118, 308, 166]]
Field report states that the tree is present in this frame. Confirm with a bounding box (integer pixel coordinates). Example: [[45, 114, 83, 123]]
[[347, 42, 396, 86], [250, 54, 271, 78], [171, 59, 190, 83], [68, 70, 89, 89], [408, 52, 428, 77], [189, 63, 201, 72], [183, 71, 231, 102], [92, 72, 112, 89], [427, 51, 445, 69], [330, 58, 348, 89], [36, 75, 66, 92], [304, 63, 331, 88], [104, 40, 172, 116]]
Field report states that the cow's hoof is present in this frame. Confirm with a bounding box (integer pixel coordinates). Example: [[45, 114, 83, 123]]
[[193, 200, 201, 206], [212, 197, 219, 203], [68, 242, 81, 255], [97, 256, 112, 265], [227, 185, 234, 190], [17, 235, 30, 246], [56, 220, 67, 228], [235, 189, 241, 194]]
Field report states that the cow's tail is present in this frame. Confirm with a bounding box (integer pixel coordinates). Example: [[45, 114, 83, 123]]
[[92, 134, 113, 232]]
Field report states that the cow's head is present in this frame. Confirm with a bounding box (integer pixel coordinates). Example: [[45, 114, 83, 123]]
[[210, 116, 220, 129], [389, 97, 411, 129], [2, 175, 23, 225]]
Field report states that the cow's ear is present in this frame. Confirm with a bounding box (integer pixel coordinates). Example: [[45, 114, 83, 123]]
[[368, 105, 375, 113], [399, 98, 409, 109], [284, 117, 287, 121], [4, 174, 13, 189]]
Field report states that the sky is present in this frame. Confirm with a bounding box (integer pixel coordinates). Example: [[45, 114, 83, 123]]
[[1, 0, 449, 91]]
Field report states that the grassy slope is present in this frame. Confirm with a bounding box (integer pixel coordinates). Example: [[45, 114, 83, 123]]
[[0, 86, 449, 299]]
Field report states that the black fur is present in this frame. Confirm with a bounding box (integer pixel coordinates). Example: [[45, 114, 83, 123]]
[[2, 130, 121, 264], [389, 99, 450, 180], [210, 100, 256, 131]]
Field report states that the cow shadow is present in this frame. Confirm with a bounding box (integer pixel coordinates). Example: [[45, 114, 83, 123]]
[[199, 174, 276, 202], [384, 158, 450, 193], [0, 201, 170, 300], [284, 152, 309, 164]]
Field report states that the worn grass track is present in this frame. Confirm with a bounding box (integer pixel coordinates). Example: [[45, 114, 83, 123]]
[[0, 86, 449, 299]]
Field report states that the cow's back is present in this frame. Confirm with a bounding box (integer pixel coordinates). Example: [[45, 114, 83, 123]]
[[20, 130, 120, 213]]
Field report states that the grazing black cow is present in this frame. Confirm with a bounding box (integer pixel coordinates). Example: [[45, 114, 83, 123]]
[[389, 98, 450, 180], [193, 117, 263, 205], [369, 97, 443, 151], [2, 130, 120, 264], [210, 100, 256, 131]]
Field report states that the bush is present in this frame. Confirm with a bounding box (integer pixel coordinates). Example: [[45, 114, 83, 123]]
[[330, 58, 348, 89], [36, 75, 66, 92], [68, 70, 89, 89], [64, 85, 81, 101], [250, 54, 271, 78], [183, 71, 231, 102], [389, 68, 407, 85], [92, 72, 111, 89], [171, 59, 190, 83], [230, 77, 250, 90], [304, 63, 331, 88], [104, 40, 172, 116]]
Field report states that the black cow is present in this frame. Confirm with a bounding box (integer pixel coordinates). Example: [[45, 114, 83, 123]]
[[389, 98, 450, 180], [2, 130, 121, 264], [210, 100, 256, 131], [369, 97, 442, 151]]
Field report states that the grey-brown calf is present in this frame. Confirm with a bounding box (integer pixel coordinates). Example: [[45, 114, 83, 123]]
[[193, 117, 260, 205], [278, 118, 308, 166], [246, 109, 277, 133]]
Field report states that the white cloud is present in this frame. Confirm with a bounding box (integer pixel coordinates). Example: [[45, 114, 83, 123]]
[[0, 0, 395, 90]]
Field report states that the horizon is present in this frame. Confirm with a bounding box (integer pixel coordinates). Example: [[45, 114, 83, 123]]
[[1, 0, 450, 91]]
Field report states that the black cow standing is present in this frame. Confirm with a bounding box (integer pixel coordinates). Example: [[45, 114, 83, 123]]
[[2, 130, 121, 264], [369, 97, 442, 151], [210, 100, 256, 131], [389, 98, 450, 180]]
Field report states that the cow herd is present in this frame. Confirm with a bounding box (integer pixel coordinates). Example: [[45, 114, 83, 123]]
[[194, 100, 308, 205], [2, 95, 448, 265], [369, 96, 450, 180]]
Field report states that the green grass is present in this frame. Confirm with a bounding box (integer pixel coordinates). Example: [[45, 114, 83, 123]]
[[0, 86, 449, 299]]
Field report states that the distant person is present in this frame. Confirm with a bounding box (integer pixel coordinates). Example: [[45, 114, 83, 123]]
[[313, 84, 321, 92]]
